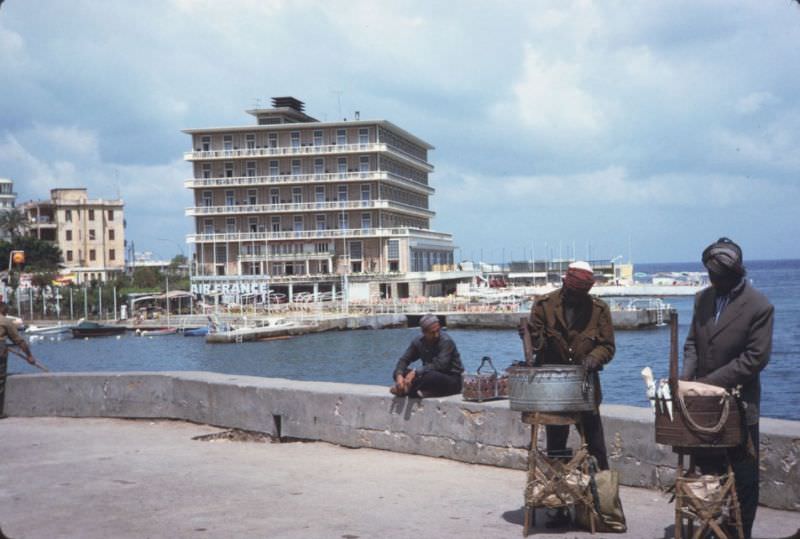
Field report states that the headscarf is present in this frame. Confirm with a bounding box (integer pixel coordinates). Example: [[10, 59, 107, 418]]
[[419, 313, 440, 331], [563, 261, 595, 293], [702, 237, 745, 277]]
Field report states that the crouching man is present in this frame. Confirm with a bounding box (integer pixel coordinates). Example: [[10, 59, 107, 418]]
[[390, 314, 464, 398]]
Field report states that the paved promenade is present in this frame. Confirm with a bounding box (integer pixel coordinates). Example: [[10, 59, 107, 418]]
[[0, 418, 797, 539]]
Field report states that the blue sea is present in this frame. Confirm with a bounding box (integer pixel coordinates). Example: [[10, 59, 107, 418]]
[[18, 259, 800, 421]]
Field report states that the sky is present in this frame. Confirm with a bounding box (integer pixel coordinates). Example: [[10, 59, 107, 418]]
[[1, 0, 799, 264]]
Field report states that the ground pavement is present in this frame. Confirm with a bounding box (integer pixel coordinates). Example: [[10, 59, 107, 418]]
[[0, 418, 797, 539]]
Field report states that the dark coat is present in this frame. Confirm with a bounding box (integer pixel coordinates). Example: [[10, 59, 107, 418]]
[[393, 331, 464, 380], [682, 281, 774, 425], [526, 289, 616, 404]]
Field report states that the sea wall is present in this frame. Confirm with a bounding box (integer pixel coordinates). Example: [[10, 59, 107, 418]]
[[6, 372, 799, 512]]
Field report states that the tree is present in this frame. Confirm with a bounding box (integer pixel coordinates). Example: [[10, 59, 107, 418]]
[[132, 267, 162, 289], [0, 208, 30, 240], [0, 237, 62, 272], [168, 254, 188, 272]]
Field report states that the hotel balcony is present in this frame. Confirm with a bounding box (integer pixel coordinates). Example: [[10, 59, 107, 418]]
[[183, 142, 433, 172], [184, 171, 433, 194], [187, 227, 453, 244], [185, 200, 434, 219], [238, 251, 332, 263]]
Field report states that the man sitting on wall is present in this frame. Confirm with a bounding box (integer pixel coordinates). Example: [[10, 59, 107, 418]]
[[391, 314, 464, 398]]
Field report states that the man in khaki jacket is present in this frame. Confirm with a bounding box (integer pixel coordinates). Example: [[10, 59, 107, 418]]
[[0, 302, 35, 418], [525, 261, 615, 470]]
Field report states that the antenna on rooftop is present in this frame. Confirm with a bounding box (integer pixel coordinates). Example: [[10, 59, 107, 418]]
[[331, 90, 343, 119], [253, 98, 262, 109]]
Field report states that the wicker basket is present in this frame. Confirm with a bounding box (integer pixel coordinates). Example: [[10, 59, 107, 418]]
[[462, 356, 508, 402]]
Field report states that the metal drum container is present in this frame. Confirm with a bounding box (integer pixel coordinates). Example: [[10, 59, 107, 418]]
[[509, 365, 595, 412]]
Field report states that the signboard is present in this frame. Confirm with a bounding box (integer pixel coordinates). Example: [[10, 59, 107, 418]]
[[190, 282, 271, 296], [18, 273, 33, 290]]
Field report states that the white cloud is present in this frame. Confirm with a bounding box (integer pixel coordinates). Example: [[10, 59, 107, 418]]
[[734, 92, 777, 115]]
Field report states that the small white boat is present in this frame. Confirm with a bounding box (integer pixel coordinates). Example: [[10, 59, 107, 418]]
[[206, 318, 312, 344], [137, 327, 178, 337], [24, 322, 74, 335]]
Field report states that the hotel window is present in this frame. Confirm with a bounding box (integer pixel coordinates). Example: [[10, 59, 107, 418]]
[[89, 229, 96, 241], [315, 214, 326, 231], [359, 156, 370, 172], [271, 216, 281, 232], [336, 129, 347, 145], [89, 249, 96, 261], [361, 213, 371, 229], [109, 229, 115, 240], [247, 189, 257, 205], [246, 161, 256, 177], [204, 219, 214, 234], [315, 242, 329, 253], [337, 184, 348, 201], [314, 158, 324, 174], [107, 210, 114, 221], [338, 213, 349, 229], [89, 209, 95, 221], [349, 241, 362, 271], [201, 136, 211, 151], [270, 188, 279, 204], [65, 230, 72, 241], [224, 162, 234, 178], [223, 135, 233, 150], [315, 185, 325, 203], [66, 250, 73, 262], [337, 157, 347, 177], [388, 240, 400, 260], [293, 215, 303, 231], [109, 249, 116, 261], [65, 209, 72, 222], [313, 130, 323, 146], [202, 164, 212, 179], [268, 133, 278, 148], [202, 191, 212, 207], [358, 128, 369, 144], [225, 190, 235, 206], [292, 187, 302, 203], [269, 160, 279, 176], [246, 133, 256, 149], [225, 218, 236, 233], [290, 131, 300, 148], [361, 184, 371, 202], [248, 217, 258, 232], [291, 159, 301, 175]]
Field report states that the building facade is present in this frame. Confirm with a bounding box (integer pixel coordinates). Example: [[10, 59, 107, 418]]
[[21, 188, 125, 284], [0, 178, 18, 241], [184, 97, 455, 300]]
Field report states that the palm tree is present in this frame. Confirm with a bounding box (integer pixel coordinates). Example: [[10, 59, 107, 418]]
[[0, 208, 30, 240]]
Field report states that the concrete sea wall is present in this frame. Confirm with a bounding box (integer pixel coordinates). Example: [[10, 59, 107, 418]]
[[6, 372, 799, 512]]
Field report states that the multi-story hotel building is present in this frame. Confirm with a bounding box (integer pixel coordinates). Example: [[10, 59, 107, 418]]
[[184, 97, 456, 300], [0, 178, 18, 241], [21, 188, 125, 283]]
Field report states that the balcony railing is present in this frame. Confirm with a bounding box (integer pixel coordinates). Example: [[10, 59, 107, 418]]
[[183, 170, 433, 193], [239, 251, 332, 262], [185, 199, 433, 218], [187, 227, 453, 244], [184, 142, 433, 171]]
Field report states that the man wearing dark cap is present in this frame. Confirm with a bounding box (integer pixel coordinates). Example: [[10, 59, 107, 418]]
[[391, 314, 464, 398], [683, 238, 774, 539], [521, 261, 615, 526]]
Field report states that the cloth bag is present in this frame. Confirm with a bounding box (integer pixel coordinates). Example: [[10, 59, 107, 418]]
[[576, 462, 627, 533]]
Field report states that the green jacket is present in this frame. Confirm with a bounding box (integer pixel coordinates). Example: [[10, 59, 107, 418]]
[[526, 288, 616, 404]]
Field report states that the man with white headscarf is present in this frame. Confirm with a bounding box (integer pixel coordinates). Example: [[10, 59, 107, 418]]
[[683, 238, 774, 539], [391, 314, 464, 398]]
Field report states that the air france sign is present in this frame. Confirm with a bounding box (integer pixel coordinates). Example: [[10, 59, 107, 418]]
[[190, 282, 270, 295]]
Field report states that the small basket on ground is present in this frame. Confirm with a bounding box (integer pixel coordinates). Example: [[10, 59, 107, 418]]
[[462, 356, 508, 402]]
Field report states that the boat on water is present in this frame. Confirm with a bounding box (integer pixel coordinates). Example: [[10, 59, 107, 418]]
[[183, 326, 209, 337], [206, 317, 311, 344], [137, 327, 178, 337], [24, 322, 74, 335], [71, 321, 127, 338]]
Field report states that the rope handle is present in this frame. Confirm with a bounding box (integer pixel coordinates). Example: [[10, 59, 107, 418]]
[[676, 392, 731, 435], [477, 356, 498, 376]]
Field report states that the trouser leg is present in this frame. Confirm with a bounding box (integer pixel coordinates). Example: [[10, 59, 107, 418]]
[[0, 353, 7, 417], [545, 424, 570, 459], [409, 370, 462, 398], [732, 424, 759, 539], [581, 411, 609, 470]]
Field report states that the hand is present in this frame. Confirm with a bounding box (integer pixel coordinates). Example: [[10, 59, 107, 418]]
[[404, 370, 416, 385], [584, 356, 602, 372]]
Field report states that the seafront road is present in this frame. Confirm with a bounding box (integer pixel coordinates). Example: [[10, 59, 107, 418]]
[[1, 418, 797, 539]]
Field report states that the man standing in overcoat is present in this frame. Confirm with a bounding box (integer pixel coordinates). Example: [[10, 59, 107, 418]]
[[683, 238, 774, 539], [0, 302, 35, 418]]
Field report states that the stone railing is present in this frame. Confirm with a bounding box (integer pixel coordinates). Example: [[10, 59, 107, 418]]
[[6, 372, 799, 512]]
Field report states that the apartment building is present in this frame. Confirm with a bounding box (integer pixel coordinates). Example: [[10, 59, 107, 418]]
[[184, 97, 456, 300], [21, 188, 125, 283], [0, 178, 18, 241]]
